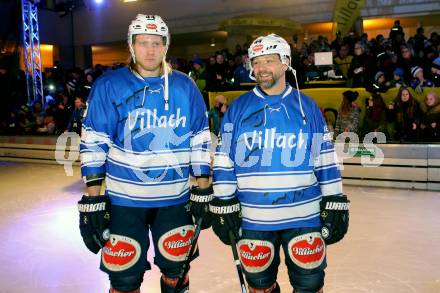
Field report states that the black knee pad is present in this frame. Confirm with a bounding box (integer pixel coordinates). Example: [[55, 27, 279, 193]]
[[110, 274, 143, 292], [248, 282, 280, 293], [246, 274, 277, 290], [160, 275, 189, 293], [160, 265, 185, 278], [289, 271, 324, 293]]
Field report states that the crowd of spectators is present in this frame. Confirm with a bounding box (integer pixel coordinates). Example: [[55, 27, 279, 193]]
[[0, 62, 124, 136], [0, 21, 439, 142], [332, 86, 440, 142]]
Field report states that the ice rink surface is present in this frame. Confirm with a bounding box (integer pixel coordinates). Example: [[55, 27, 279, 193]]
[[0, 161, 439, 293]]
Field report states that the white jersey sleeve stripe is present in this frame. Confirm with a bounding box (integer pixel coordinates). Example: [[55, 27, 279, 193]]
[[214, 153, 234, 168], [108, 157, 189, 171], [243, 213, 319, 225], [108, 188, 188, 201], [108, 147, 190, 168], [81, 127, 111, 141], [191, 129, 211, 146], [320, 180, 343, 196], [241, 199, 320, 223], [81, 152, 107, 165], [106, 173, 188, 185], [314, 150, 339, 168], [236, 170, 313, 177], [106, 176, 189, 198], [237, 173, 317, 190], [213, 183, 237, 197]]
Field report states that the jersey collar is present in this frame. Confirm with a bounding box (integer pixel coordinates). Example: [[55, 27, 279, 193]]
[[252, 83, 292, 100]]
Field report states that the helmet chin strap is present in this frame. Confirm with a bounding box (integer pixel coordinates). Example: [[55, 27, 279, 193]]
[[163, 56, 169, 111], [290, 67, 307, 125]]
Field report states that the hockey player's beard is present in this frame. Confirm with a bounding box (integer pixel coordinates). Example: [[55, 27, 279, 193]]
[[256, 71, 280, 91]]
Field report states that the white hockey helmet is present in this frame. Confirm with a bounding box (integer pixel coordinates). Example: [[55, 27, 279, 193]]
[[127, 14, 170, 62], [248, 34, 292, 79], [248, 34, 307, 125]]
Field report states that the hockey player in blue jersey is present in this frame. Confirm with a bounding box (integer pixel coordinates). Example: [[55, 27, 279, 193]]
[[209, 34, 350, 293], [76, 14, 213, 293]]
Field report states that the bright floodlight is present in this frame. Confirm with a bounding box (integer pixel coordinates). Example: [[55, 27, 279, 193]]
[[95, 0, 104, 3]]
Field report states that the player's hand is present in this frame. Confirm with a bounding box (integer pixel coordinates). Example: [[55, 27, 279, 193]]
[[320, 195, 350, 245], [78, 195, 110, 254], [189, 185, 213, 229], [209, 197, 241, 245]]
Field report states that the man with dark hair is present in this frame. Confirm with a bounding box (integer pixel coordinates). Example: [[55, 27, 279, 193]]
[[209, 34, 349, 293]]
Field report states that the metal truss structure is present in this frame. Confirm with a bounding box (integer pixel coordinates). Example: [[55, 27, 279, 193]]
[[21, 0, 44, 107]]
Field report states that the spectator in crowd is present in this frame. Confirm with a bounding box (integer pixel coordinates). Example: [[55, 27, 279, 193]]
[[387, 86, 422, 142], [233, 52, 253, 88], [334, 90, 361, 139], [330, 30, 343, 52], [301, 54, 320, 81], [431, 57, 440, 86], [36, 107, 56, 134], [169, 56, 179, 70], [66, 68, 82, 98], [334, 43, 353, 80], [208, 94, 227, 136], [410, 66, 434, 93], [233, 44, 242, 58], [0, 111, 18, 134], [398, 44, 419, 84], [362, 93, 388, 139], [206, 53, 229, 91], [55, 93, 72, 133], [413, 27, 427, 58], [420, 91, 440, 142], [16, 105, 35, 134], [348, 42, 375, 88], [83, 72, 94, 98], [189, 57, 208, 99], [373, 71, 390, 92], [389, 67, 406, 88], [66, 96, 85, 135], [32, 101, 45, 117], [389, 20, 406, 52]]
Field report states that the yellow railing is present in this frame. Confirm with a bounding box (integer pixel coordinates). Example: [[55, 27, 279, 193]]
[[209, 87, 440, 116]]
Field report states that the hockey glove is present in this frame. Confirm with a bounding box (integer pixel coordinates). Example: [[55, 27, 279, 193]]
[[78, 195, 111, 254], [189, 185, 213, 229], [320, 194, 350, 245], [209, 197, 241, 245]]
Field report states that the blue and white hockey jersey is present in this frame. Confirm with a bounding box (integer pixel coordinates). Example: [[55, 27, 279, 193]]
[[213, 84, 342, 231], [80, 67, 211, 208]]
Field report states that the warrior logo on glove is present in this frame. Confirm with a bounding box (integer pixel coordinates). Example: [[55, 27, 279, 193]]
[[320, 195, 350, 245], [78, 195, 111, 254]]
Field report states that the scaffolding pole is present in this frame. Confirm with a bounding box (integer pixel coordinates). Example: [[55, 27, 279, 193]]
[[21, 0, 44, 107]]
